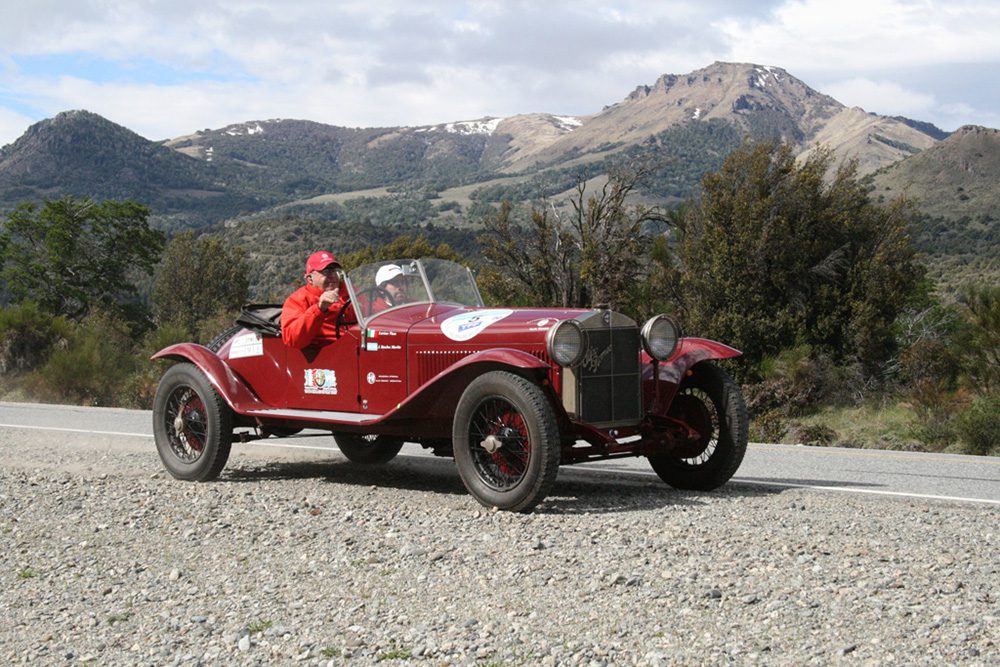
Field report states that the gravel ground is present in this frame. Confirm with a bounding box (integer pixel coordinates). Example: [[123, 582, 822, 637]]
[[1, 430, 997, 666]]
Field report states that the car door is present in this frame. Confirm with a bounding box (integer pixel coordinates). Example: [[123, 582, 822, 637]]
[[283, 325, 361, 412]]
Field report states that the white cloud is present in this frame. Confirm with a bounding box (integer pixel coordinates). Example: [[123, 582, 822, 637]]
[[934, 102, 1000, 131], [0, 106, 35, 147], [717, 0, 1000, 72], [0, 1, 998, 143], [0, 1, 740, 140], [824, 78, 936, 117]]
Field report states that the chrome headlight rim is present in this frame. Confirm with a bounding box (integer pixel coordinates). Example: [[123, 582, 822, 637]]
[[641, 314, 681, 361], [546, 319, 586, 368]]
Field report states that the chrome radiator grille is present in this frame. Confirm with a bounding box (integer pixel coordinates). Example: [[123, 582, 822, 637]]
[[572, 311, 641, 427]]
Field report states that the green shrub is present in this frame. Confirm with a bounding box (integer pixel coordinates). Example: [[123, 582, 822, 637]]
[[26, 311, 136, 406], [745, 345, 827, 418], [954, 395, 1000, 455], [791, 402, 923, 451], [195, 308, 242, 347], [899, 337, 959, 390], [750, 409, 786, 443], [0, 303, 74, 373], [785, 422, 837, 446], [906, 380, 968, 451], [117, 323, 191, 409]]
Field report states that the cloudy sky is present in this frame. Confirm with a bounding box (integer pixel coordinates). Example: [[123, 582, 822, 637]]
[[1, 0, 998, 146]]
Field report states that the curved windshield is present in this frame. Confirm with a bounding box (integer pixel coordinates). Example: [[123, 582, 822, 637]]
[[345, 258, 483, 325]]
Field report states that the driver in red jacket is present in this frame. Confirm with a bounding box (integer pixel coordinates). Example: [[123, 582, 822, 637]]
[[281, 251, 355, 348]]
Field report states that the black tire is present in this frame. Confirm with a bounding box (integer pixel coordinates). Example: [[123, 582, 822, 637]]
[[152, 363, 233, 481], [452, 371, 561, 512], [648, 361, 748, 490], [335, 433, 405, 464], [205, 325, 243, 353]]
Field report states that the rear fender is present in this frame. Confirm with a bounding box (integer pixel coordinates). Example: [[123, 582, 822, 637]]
[[643, 337, 741, 416], [152, 343, 266, 413]]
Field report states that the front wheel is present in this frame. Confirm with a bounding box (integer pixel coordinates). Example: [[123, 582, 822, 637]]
[[647, 361, 748, 490], [453, 371, 561, 512], [153, 363, 233, 481], [335, 433, 404, 464]]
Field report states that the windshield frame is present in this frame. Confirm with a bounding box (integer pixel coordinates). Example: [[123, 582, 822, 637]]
[[344, 257, 484, 328]]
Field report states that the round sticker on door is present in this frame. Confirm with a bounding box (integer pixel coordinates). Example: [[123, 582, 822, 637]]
[[441, 309, 513, 341]]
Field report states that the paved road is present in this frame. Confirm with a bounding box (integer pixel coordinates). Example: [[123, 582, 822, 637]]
[[2, 401, 998, 505]]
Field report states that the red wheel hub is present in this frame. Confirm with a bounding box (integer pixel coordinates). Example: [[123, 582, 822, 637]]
[[489, 411, 528, 475], [669, 393, 713, 459], [180, 397, 206, 451]]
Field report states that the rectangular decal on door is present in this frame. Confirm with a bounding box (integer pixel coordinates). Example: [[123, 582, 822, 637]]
[[303, 368, 338, 394]]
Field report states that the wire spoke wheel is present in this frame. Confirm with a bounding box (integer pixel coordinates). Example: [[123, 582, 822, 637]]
[[468, 396, 531, 490], [646, 362, 748, 491], [153, 363, 233, 481], [670, 388, 720, 465], [453, 371, 560, 512], [164, 387, 209, 463]]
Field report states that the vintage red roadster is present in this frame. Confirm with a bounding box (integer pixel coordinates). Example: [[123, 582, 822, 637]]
[[152, 258, 748, 511]]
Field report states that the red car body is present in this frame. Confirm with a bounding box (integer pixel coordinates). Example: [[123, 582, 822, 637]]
[[152, 258, 748, 511]]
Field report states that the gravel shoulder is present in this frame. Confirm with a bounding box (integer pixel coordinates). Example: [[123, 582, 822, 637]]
[[1, 429, 997, 666]]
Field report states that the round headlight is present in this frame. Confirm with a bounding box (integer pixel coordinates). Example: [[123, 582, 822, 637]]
[[547, 320, 585, 367], [641, 314, 681, 361]]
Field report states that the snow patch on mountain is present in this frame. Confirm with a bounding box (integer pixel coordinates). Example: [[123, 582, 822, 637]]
[[447, 118, 504, 135], [753, 66, 783, 89], [223, 121, 270, 137], [553, 116, 582, 131]]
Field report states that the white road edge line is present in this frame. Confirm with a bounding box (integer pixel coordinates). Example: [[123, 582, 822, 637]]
[[0, 423, 152, 438], [3, 423, 998, 506], [571, 465, 1000, 506], [730, 480, 1000, 506]]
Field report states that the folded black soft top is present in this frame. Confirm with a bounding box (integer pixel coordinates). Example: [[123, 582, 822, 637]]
[[235, 303, 283, 337]]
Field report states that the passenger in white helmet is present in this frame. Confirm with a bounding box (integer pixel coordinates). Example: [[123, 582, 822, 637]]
[[371, 264, 410, 312]]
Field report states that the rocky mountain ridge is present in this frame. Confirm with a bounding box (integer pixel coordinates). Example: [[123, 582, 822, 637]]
[[156, 62, 941, 178], [872, 124, 1000, 220], [0, 61, 973, 233]]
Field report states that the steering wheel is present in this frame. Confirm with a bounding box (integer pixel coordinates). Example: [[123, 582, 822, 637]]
[[335, 296, 359, 331]]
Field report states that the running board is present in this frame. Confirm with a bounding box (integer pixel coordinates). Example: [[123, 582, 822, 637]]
[[244, 408, 382, 425]]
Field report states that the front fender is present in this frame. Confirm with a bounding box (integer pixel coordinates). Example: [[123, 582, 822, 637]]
[[646, 337, 741, 384], [642, 337, 741, 416], [152, 343, 267, 413], [379, 347, 554, 434]]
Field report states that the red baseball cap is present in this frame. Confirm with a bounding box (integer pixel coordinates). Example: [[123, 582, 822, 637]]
[[304, 251, 341, 276]]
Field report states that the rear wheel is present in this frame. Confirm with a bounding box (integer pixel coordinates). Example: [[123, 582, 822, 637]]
[[647, 362, 748, 490], [153, 363, 233, 481], [335, 433, 404, 464], [453, 371, 560, 512]]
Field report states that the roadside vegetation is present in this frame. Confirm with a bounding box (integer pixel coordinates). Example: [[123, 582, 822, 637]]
[[1, 140, 997, 455]]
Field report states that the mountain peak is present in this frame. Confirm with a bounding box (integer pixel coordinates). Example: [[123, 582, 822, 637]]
[[16, 109, 146, 147], [954, 124, 999, 135], [0, 108, 227, 220], [624, 60, 827, 108]]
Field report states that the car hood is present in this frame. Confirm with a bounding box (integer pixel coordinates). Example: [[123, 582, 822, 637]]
[[407, 306, 591, 347]]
